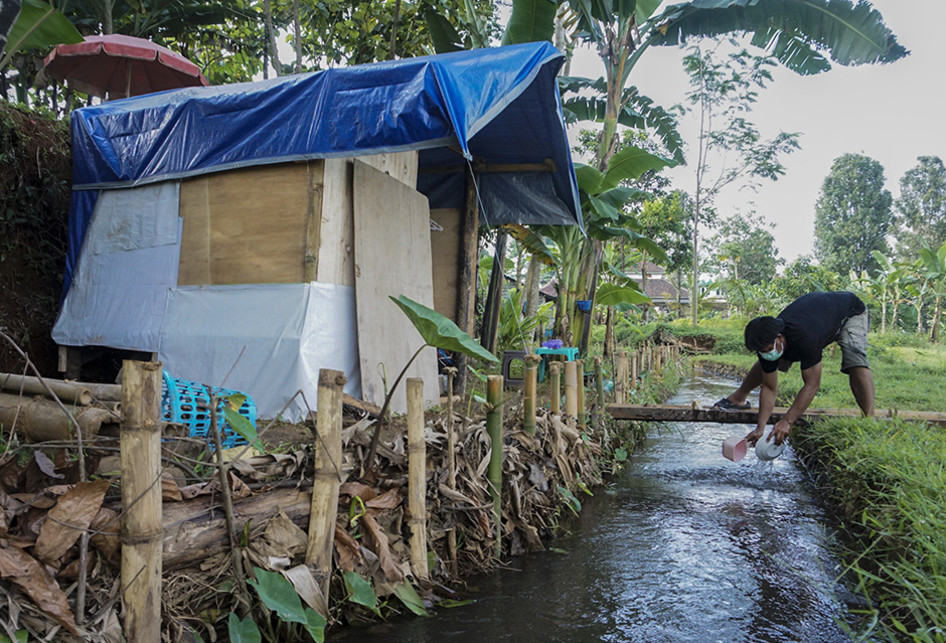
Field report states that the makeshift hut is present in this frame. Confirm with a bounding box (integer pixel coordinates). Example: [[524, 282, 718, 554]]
[[52, 42, 582, 419]]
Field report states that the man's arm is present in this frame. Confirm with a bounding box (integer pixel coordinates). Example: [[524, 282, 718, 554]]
[[770, 362, 822, 445], [747, 369, 778, 446]]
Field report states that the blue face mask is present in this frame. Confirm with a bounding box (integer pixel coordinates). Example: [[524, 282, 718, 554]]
[[759, 337, 783, 362]]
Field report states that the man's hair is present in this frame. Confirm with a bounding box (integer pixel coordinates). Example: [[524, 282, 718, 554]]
[[744, 316, 785, 352]]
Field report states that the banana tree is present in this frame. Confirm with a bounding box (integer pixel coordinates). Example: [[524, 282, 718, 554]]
[[511, 144, 674, 348], [919, 242, 946, 342]]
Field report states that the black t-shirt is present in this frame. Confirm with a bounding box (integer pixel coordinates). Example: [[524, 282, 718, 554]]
[[758, 291, 866, 373]]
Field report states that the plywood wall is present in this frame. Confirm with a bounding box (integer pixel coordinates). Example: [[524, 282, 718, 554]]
[[178, 163, 315, 285]]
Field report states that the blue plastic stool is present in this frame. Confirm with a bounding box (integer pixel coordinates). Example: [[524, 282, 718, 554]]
[[534, 346, 579, 382]]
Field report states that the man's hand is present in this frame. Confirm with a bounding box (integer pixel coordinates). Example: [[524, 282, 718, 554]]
[[770, 418, 791, 445], [746, 427, 764, 447]]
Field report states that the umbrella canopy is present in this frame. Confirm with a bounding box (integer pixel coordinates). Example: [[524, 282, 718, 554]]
[[42, 33, 208, 99]]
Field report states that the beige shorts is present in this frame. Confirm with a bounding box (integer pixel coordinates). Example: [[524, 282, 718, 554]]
[[837, 310, 870, 373]]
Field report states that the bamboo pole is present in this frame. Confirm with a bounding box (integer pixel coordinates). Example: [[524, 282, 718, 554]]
[[306, 369, 346, 604], [523, 355, 539, 435], [486, 374, 503, 558], [120, 360, 163, 643], [0, 372, 112, 405], [444, 367, 458, 577], [631, 351, 639, 389], [406, 378, 429, 580], [549, 362, 562, 415], [594, 357, 604, 425], [576, 360, 586, 430], [615, 351, 628, 404], [454, 167, 480, 396], [563, 361, 578, 425]]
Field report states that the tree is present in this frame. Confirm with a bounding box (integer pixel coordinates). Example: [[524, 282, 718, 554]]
[[680, 40, 799, 324], [814, 153, 893, 275], [894, 155, 946, 259], [772, 256, 842, 304], [708, 211, 782, 286]]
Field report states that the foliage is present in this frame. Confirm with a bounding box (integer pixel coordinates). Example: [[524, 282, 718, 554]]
[[894, 155, 946, 260], [231, 567, 327, 642], [814, 153, 893, 275], [496, 288, 554, 354], [0, 102, 70, 375], [771, 255, 843, 303], [391, 295, 498, 364], [792, 417, 946, 640], [707, 211, 782, 285], [1, 0, 82, 71]]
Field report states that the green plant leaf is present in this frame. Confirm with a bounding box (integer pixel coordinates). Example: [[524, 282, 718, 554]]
[[394, 581, 429, 616], [303, 608, 328, 642], [343, 571, 381, 615], [595, 283, 650, 307], [247, 568, 309, 625], [2, 0, 82, 71], [227, 613, 262, 643], [222, 405, 260, 448], [390, 295, 499, 363], [600, 146, 677, 190]]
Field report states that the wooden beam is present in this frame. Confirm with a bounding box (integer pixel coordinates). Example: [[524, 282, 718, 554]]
[[606, 404, 946, 427]]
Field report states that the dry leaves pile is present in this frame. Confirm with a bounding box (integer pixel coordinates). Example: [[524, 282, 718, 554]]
[[0, 397, 616, 639]]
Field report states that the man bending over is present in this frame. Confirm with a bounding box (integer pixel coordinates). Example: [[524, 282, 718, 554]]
[[714, 291, 874, 447]]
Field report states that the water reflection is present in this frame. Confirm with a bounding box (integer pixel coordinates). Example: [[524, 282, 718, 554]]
[[331, 373, 853, 642]]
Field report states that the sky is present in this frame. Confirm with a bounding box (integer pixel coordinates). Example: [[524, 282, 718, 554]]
[[569, 1, 946, 263]]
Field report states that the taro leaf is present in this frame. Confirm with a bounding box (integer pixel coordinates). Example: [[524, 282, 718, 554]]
[[343, 571, 381, 616], [394, 581, 429, 616], [247, 568, 308, 625], [303, 608, 328, 643], [390, 295, 499, 363], [34, 478, 109, 565], [0, 631, 28, 643], [223, 404, 260, 449], [227, 613, 261, 643]]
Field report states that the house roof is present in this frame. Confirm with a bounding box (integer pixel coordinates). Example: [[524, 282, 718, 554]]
[[64, 42, 583, 294]]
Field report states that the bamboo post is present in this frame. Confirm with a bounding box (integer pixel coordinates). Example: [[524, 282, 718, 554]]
[[631, 350, 639, 389], [306, 369, 346, 602], [615, 351, 628, 404], [564, 361, 578, 426], [576, 360, 586, 430], [549, 362, 562, 415], [523, 355, 539, 435], [594, 357, 604, 425], [486, 374, 503, 557], [444, 367, 458, 577], [120, 360, 163, 643], [406, 378, 429, 580]]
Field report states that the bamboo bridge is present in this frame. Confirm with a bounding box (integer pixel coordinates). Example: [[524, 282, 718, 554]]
[[606, 403, 946, 427]]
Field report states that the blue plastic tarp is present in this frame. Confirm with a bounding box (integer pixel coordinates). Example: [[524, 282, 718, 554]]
[[64, 42, 582, 294]]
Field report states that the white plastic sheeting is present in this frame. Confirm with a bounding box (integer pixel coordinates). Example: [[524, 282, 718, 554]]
[[159, 283, 361, 421], [53, 181, 363, 421], [52, 183, 181, 351]]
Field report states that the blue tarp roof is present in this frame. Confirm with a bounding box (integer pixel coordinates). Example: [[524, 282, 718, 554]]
[[64, 42, 582, 294]]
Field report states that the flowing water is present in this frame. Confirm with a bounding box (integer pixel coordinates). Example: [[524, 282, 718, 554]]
[[333, 373, 857, 642]]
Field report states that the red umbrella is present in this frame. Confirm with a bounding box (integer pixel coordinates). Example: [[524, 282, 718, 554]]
[[42, 34, 208, 99]]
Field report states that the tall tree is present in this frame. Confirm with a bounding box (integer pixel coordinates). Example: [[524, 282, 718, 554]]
[[814, 153, 893, 275], [894, 155, 946, 259], [680, 40, 799, 324], [708, 211, 782, 286]]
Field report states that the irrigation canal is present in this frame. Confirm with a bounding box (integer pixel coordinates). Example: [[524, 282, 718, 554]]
[[334, 372, 859, 642]]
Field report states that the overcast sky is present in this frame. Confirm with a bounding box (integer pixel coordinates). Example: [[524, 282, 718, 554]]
[[570, 1, 945, 263]]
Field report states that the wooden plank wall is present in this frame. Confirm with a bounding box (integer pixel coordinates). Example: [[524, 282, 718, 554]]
[[430, 208, 462, 323]]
